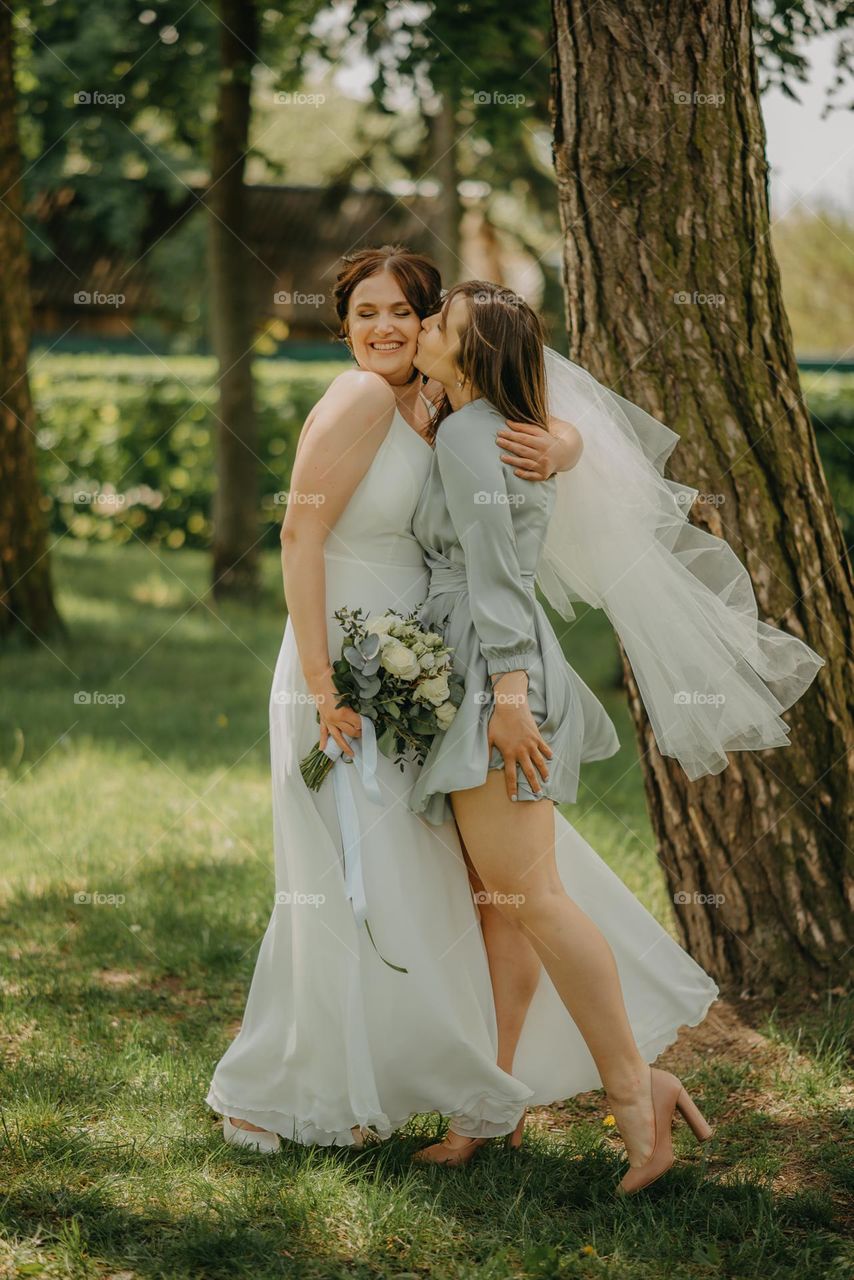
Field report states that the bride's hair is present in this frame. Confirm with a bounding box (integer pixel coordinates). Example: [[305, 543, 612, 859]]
[[333, 244, 442, 340], [435, 281, 550, 432]]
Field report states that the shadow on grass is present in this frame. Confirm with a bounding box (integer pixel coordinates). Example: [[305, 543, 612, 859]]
[[1, 1122, 849, 1280]]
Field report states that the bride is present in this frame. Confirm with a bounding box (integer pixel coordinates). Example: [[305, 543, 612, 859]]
[[204, 245, 722, 1177]]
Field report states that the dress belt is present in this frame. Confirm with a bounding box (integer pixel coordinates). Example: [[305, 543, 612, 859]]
[[426, 562, 536, 596]]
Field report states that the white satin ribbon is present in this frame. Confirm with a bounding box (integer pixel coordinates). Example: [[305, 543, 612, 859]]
[[321, 714, 383, 932]]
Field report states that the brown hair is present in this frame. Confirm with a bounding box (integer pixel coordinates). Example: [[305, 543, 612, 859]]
[[433, 280, 549, 435], [333, 244, 442, 341]]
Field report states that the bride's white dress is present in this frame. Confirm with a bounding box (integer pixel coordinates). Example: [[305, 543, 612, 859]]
[[205, 408, 720, 1146]]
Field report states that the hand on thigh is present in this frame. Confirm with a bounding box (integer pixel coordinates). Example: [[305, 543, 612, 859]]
[[450, 770, 561, 910]]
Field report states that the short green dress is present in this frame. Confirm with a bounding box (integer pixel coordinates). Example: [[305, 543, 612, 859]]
[[407, 397, 621, 827]]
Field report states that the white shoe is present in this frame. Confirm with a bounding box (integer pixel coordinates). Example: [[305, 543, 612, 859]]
[[222, 1115, 281, 1154]]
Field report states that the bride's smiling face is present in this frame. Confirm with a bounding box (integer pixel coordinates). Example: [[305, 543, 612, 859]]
[[413, 295, 469, 387], [345, 271, 422, 384]]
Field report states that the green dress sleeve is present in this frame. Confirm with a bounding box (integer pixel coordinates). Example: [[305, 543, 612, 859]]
[[436, 407, 539, 677]]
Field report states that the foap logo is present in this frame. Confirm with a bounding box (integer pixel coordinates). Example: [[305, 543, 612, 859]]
[[274, 290, 326, 307], [672, 90, 725, 107], [73, 90, 126, 107], [472, 91, 527, 108], [273, 490, 325, 506], [273, 91, 325, 108], [73, 891, 126, 906], [473, 491, 525, 506], [473, 889, 526, 907], [73, 690, 127, 706], [272, 690, 319, 706], [673, 690, 726, 707], [673, 290, 725, 308], [472, 288, 526, 306], [492, 690, 527, 707], [674, 890, 726, 908], [275, 891, 325, 907], [693, 491, 726, 508], [73, 291, 125, 308], [74, 491, 127, 510]]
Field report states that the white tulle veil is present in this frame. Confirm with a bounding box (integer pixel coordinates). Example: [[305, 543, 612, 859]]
[[537, 346, 826, 780]]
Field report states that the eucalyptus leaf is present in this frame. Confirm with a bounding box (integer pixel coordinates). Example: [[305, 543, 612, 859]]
[[411, 717, 437, 735], [343, 645, 365, 670], [359, 633, 381, 660]]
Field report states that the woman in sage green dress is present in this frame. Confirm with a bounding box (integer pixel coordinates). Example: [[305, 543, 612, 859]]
[[407, 281, 717, 1192]]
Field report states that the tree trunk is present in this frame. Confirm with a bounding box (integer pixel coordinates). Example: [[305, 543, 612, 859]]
[[550, 0, 853, 991], [429, 90, 463, 285], [207, 0, 260, 601], [0, 6, 63, 645]]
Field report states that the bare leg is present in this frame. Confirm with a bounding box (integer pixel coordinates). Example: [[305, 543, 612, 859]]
[[459, 828, 542, 1075], [451, 772, 655, 1169]]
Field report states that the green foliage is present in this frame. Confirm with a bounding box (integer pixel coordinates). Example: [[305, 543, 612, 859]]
[[773, 205, 854, 359], [752, 0, 854, 111], [14, 0, 322, 258], [31, 354, 342, 551], [801, 372, 854, 542], [30, 354, 854, 553]]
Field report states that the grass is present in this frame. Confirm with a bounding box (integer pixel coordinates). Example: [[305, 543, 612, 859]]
[[0, 542, 851, 1280]]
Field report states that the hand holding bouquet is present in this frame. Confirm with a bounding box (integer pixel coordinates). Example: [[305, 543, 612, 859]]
[[300, 606, 464, 790]]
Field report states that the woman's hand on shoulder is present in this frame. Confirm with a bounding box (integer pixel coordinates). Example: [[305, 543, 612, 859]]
[[495, 416, 583, 481]]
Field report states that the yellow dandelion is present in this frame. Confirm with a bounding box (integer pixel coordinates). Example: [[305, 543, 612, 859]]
[[216, 713, 229, 727], [603, 1114, 616, 1126], [580, 1244, 597, 1256]]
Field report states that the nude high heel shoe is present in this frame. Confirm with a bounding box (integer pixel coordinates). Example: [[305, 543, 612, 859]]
[[222, 1115, 281, 1154], [616, 1068, 713, 1195], [411, 1131, 490, 1167]]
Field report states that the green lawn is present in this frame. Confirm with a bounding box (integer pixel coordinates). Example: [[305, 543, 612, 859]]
[[0, 543, 851, 1280]]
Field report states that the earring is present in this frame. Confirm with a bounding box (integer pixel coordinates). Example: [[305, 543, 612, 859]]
[[456, 377, 465, 389]]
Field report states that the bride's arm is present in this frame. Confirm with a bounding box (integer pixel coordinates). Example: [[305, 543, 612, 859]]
[[280, 370, 395, 754], [496, 416, 583, 480], [420, 376, 582, 479]]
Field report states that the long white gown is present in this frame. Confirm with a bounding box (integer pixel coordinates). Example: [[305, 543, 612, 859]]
[[205, 408, 720, 1146]]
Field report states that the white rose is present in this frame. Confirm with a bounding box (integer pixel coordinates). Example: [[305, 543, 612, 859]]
[[366, 615, 394, 636], [435, 700, 457, 729], [419, 652, 437, 671], [415, 674, 450, 706], [381, 641, 421, 681], [423, 632, 444, 647]]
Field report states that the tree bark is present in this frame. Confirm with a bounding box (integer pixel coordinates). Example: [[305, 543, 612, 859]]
[[429, 90, 463, 285], [207, 0, 260, 601], [0, 5, 63, 645], [550, 0, 853, 990]]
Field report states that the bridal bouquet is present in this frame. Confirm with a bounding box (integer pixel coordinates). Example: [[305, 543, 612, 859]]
[[299, 606, 465, 790]]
